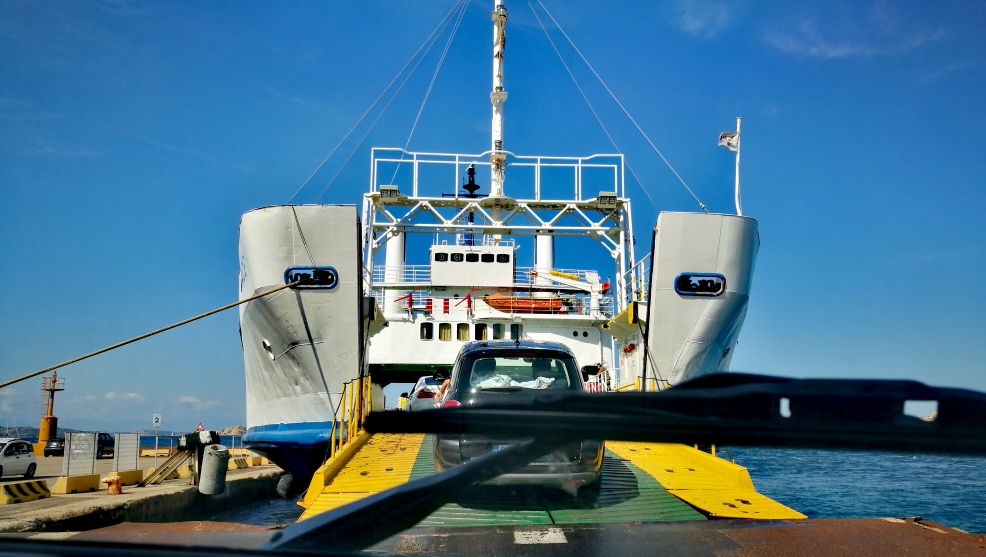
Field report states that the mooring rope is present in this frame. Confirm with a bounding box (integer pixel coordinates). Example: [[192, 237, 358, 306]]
[[0, 281, 301, 390]]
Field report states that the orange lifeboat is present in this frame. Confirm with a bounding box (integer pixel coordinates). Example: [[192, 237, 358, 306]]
[[483, 293, 563, 314]]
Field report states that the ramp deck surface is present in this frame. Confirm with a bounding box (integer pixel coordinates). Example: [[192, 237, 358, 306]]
[[299, 435, 802, 524]]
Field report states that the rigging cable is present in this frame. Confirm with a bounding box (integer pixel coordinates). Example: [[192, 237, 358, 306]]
[[527, 1, 657, 210], [535, 0, 709, 213], [315, 1, 465, 202], [287, 0, 465, 203], [0, 281, 302, 390], [390, 0, 471, 185]]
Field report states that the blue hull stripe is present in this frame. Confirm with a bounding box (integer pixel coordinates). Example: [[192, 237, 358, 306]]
[[242, 421, 336, 447]]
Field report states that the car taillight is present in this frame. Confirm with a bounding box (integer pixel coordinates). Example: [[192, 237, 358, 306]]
[[60, 441, 64, 447], [416, 391, 436, 399], [442, 400, 461, 408]]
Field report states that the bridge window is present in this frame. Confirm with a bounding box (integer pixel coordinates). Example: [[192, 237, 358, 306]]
[[475, 323, 487, 340], [434, 253, 448, 262], [466, 253, 479, 262], [481, 254, 495, 263], [457, 323, 469, 341], [510, 324, 522, 339], [497, 254, 510, 263], [420, 323, 433, 340], [451, 253, 464, 262], [492, 323, 504, 339], [439, 323, 451, 341]]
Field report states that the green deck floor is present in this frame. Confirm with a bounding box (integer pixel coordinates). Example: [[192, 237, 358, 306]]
[[408, 435, 706, 527]]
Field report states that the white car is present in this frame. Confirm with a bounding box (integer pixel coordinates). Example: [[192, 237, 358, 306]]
[[402, 376, 444, 412], [0, 439, 37, 479]]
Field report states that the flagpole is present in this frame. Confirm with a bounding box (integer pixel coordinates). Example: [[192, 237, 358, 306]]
[[734, 117, 742, 216]]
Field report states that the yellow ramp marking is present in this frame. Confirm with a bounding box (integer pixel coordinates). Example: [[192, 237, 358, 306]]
[[299, 433, 424, 521], [607, 441, 806, 520]]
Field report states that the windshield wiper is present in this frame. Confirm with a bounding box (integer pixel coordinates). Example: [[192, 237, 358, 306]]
[[370, 373, 986, 456]]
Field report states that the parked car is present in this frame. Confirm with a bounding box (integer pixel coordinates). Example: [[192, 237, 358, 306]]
[[402, 376, 444, 412], [434, 339, 604, 489], [96, 432, 115, 458], [0, 439, 37, 479], [43, 437, 64, 457], [56, 432, 115, 459]]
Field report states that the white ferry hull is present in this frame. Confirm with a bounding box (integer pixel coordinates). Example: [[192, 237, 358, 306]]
[[238, 204, 365, 482]]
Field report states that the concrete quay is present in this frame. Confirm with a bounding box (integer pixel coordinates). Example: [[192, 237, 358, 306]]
[[0, 458, 283, 533]]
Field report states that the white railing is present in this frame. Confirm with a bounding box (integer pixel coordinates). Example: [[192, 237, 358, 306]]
[[370, 148, 625, 202], [622, 253, 651, 303], [372, 265, 432, 284], [372, 288, 614, 318]]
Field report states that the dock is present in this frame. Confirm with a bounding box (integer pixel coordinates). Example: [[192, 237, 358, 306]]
[[0, 455, 282, 533]]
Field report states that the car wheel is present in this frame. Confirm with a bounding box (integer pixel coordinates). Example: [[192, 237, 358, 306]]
[[24, 464, 35, 479]]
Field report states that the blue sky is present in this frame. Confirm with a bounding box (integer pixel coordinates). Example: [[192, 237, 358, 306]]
[[1, 1, 983, 432]]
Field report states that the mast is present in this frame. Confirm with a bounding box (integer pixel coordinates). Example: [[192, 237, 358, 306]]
[[490, 2, 508, 198]]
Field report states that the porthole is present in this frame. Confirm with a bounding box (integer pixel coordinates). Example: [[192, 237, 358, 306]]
[[582, 331, 588, 337], [572, 331, 578, 337]]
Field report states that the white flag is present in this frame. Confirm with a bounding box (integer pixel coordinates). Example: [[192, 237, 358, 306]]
[[718, 131, 739, 152]]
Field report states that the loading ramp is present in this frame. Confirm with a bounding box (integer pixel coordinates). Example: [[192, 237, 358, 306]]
[[299, 434, 804, 525]]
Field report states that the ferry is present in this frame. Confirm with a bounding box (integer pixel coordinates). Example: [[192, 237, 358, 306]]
[[236, 1, 758, 486]]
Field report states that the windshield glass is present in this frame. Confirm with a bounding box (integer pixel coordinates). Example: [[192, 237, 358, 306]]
[[461, 356, 577, 390]]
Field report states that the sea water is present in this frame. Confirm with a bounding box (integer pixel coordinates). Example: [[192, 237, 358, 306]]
[[730, 447, 986, 534]]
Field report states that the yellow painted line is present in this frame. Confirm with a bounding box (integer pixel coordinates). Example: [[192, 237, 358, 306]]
[[299, 433, 425, 521], [607, 441, 806, 520]]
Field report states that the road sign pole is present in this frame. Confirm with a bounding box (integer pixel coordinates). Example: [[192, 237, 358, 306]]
[[154, 426, 159, 468]]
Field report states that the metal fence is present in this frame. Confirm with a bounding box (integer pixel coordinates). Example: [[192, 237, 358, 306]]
[[113, 433, 140, 472], [61, 432, 96, 477]]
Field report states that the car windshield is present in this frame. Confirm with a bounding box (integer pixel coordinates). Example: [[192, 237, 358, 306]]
[[461, 356, 577, 391], [2, 1, 986, 556]]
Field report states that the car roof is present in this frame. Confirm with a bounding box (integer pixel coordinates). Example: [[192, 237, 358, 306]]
[[457, 339, 577, 357]]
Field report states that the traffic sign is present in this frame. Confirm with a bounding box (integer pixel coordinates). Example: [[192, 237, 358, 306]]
[[152, 414, 162, 427]]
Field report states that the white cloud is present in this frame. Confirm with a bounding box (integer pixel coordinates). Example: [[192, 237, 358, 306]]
[[671, 0, 736, 39], [176, 396, 223, 411], [763, 4, 947, 60], [105, 391, 144, 402]]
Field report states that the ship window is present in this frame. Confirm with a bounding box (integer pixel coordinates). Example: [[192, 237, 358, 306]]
[[492, 323, 504, 339], [481, 253, 495, 263], [475, 323, 487, 340], [451, 253, 464, 262], [466, 253, 480, 262], [510, 324, 522, 339], [496, 254, 510, 263], [434, 252, 448, 262], [674, 273, 726, 296], [420, 323, 434, 340], [439, 323, 451, 341], [457, 323, 469, 341]]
